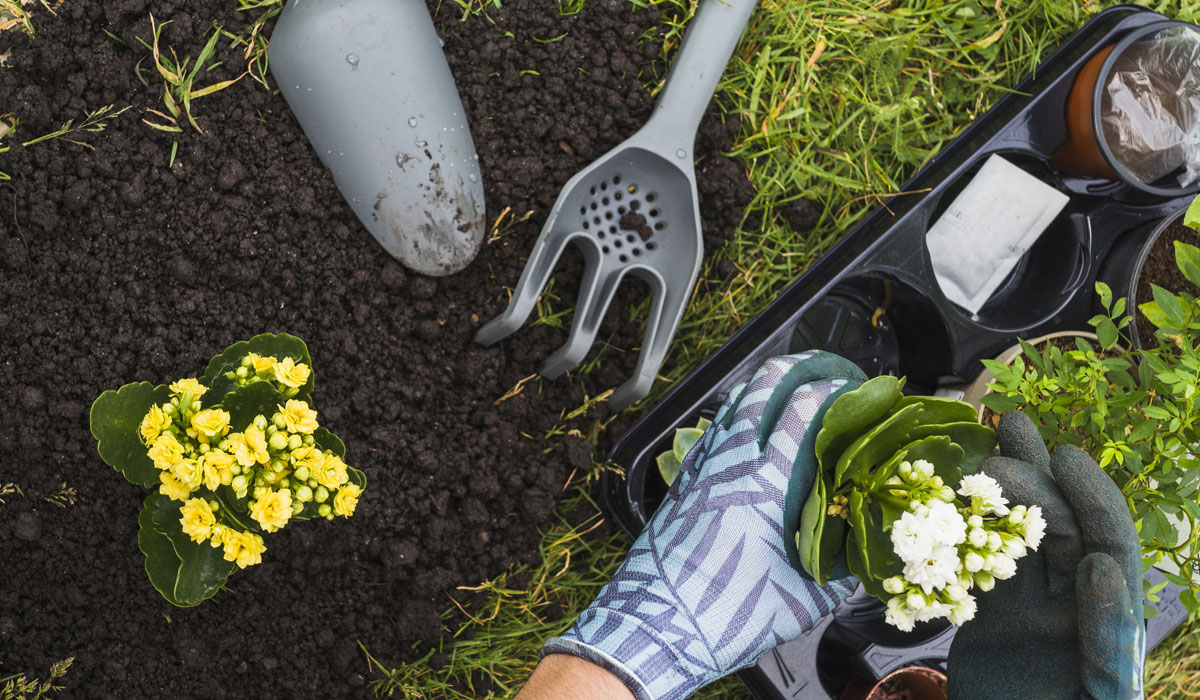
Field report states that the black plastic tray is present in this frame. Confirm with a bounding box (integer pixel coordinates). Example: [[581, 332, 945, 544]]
[[602, 6, 1194, 698]]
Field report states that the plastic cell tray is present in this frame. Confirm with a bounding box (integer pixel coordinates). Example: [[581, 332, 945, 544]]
[[602, 6, 1195, 698]]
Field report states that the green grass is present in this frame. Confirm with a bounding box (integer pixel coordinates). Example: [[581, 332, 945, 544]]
[[364, 1, 1200, 697]]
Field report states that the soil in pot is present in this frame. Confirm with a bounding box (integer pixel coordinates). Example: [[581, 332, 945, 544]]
[[1135, 218, 1200, 346], [0, 1, 758, 697]]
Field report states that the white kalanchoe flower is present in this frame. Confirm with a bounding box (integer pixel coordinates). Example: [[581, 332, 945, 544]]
[[886, 597, 917, 633], [964, 551, 986, 573], [1008, 504, 1027, 524], [986, 531, 1003, 552], [911, 459, 935, 482], [967, 514, 984, 529], [891, 510, 937, 564], [957, 472, 1010, 516], [968, 527, 988, 548], [915, 600, 952, 623], [904, 543, 961, 594], [926, 500, 967, 546], [943, 583, 969, 603], [1022, 505, 1047, 551], [1000, 533, 1027, 559], [948, 593, 978, 626], [986, 553, 1017, 580]]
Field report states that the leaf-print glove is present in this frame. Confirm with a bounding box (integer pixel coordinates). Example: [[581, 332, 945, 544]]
[[948, 411, 1144, 700], [542, 351, 868, 700]]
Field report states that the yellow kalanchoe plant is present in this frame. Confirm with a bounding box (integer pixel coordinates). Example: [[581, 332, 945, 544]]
[[90, 333, 366, 607]]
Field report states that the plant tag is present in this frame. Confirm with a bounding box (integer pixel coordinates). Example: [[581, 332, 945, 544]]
[[926, 155, 1069, 314]]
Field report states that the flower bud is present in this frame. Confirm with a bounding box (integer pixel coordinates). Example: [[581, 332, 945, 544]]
[[294, 465, 310, 482], [232, 475, 248, 492], [1008, 505, 1027, 525], [209, 500, 219, 512], [236, 365, 250, 378], [968, 528, 987, 548], [318, 503, 332, 518], [307, 479, 317, 489], [1000, 534, 1026, 559], [241, 355, 254, 368], [906, 592, 927, 610], [291, 499, 304, 515], [912, 459, 934, 481], [986, 532, 1002, 552], [937, 486, 956, 502], [315, 485, 329, 503], [253, 486, 268, 500], [288, 435, 303, 451], [269, 433, 289, 451], [271, 458, 286, 472], [253, 415, 268, 431], [930, 476, 944, 488], [302, 434, 314, 446], [943, 584, 968, 602], [198, 443, 210, 454], [975, 572, 995, 592], [296, 485, 313, 502], [285, 386, 300, 398], [967, 514, 983, 529], [883, 577, 905, 595], [964, 551, 985, 573], [218, 439, 231, 451], [230, 464, 242, 475], [273, 413, 287, 430]]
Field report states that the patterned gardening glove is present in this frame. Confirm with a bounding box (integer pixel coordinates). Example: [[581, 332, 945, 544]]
[[543, 351, 868, 700], [948, 411, 1144, 700]]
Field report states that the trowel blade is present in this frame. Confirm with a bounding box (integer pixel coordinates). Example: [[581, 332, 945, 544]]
[[269, 0, 485, 277]]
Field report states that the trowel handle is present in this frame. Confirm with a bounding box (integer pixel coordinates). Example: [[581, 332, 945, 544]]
[[646, 0, 757, 150]]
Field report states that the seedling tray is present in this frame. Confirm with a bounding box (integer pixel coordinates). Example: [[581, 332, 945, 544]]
[[603, 6, 1194, 698]]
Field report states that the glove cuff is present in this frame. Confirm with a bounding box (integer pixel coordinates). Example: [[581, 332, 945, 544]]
[[542, 608, 706, 700]]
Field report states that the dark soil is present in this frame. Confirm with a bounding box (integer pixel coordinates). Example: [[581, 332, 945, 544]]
[[0, 1, 759, 697], [1135, 219, 1200, 347]]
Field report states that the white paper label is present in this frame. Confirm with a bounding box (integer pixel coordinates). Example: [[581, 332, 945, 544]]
[[926, 155, 1070, 314]]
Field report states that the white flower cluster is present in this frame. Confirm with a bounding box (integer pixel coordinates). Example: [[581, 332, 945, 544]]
[[882, 463, 1046, 631]]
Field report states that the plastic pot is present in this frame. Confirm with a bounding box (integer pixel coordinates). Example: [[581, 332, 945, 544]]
[[1052, 20, 1200, 196], [1096, 202, 1191, 349]]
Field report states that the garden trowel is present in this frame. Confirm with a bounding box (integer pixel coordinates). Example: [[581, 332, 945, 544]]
[[269, 0, 485, 277]]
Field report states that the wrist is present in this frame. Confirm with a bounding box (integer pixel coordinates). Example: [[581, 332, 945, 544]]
[[518, 652, 637, 700]]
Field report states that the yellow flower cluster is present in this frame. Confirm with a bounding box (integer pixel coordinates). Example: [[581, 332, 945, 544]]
[[137, 365, 363, 570], [225, 353, 312, 398]]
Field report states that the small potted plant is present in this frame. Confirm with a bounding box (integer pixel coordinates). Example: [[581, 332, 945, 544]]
[[89, 333, 366, 607], [982, 200, 1200, 603]]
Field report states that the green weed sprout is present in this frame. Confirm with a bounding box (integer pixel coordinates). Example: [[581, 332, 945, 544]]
[[89, 333, 366, 607]]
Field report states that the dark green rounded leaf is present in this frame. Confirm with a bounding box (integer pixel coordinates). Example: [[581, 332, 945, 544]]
[[816, 376, 904, 474], [91, 382, 171, 488], [834, 403, 923, 486], [314, 426, 346, 458], [218, 382, 289, 430], [201, 333, 314, 402], [139, 494, 236, 607]]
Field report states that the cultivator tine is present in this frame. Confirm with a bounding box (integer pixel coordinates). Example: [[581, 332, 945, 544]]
[[475, 229, 586, 346], [609, 272, 689, 411], [540, 261, 628, 379]]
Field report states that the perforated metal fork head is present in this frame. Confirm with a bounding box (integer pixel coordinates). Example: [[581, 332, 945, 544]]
[[474, 140, 702, 410]]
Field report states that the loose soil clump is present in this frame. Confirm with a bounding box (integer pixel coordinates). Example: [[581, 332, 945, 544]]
[[0, 1, 757, 697]]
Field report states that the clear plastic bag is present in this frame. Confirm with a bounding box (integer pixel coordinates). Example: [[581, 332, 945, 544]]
[[1101, 25, 1200, 187]]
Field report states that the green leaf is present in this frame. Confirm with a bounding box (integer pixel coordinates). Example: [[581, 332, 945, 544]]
[[1139, 301, 1169, 331], [218, 381, 288, 430], [847, 491, 895, 583], [657, 452, 682, 487], [901, 435, 965, 484], [138, 494, 236, 607], [833, 403, 923, 487], [815, 376, 904, 474], [1152, 285, 1185, 328], [979, 393, 1019, 413], [673, 427, 706, 462], [1095, 317, 1118, 350], [1176, 241, 1200, 290], [1096, 281, 1113, 311], [1184, 194, 1200, 231], [314, 427, 346, 458], [211, 485, 256, 532], [797, 476, 827, 581], [90, 382, 171, 488], [900, 395, 979, 425], [816, 509, 846, 584], [1128, 419, 1157, 444], [347, 465, 367, 490], [201, 333, 314, 402], [1112, 297, 1126, 319]]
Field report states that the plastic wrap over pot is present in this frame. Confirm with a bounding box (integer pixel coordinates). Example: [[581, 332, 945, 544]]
[[1101, 24, 1200, 187]]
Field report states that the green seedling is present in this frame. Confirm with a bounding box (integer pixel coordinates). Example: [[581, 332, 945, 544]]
[[21, 104, 130, 149], [655, 417, 711, 486], [140, 15, 249, 134]]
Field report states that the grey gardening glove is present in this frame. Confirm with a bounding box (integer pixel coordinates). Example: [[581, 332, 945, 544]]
[[948, 411, 1144, 700], [543, 351, 868, 700]]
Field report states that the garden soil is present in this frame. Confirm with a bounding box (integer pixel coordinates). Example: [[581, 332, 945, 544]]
[[1135, 218, 1200, 346], [0, 1, 764, 696]]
